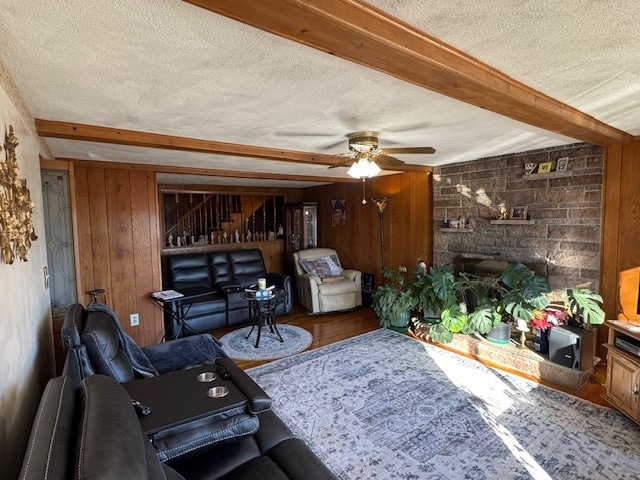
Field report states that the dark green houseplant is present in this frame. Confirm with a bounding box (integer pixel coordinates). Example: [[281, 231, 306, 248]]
[[412, 264, 470, 343], [372, 266, 418, 328], [459, 262, 551, 342], [419, 262, 552, 344]]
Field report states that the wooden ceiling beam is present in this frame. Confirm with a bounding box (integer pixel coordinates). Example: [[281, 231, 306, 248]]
[[185, 0, 631, 146], [35, 119, 342, 165], [36, 119, 433, 174], [57, 157, 362, 183]]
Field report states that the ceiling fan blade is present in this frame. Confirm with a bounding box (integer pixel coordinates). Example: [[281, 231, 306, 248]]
[[327, 156, 356, 169], [372, 153, 405, 167], [381, 146, 436, 155]]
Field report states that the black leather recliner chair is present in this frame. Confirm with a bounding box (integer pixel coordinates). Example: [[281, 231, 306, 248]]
[[62, 303, 229, 382], [61, 303, 273, 462]]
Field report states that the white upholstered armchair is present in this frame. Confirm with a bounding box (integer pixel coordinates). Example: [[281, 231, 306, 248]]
[[292, 248, 362, 314]]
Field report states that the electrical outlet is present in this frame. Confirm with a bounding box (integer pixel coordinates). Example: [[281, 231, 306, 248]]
[[130, 313, 140, 327]]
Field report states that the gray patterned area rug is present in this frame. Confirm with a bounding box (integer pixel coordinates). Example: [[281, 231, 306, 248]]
[[219, 324, 312, 361], [248, 328, 640, 480]]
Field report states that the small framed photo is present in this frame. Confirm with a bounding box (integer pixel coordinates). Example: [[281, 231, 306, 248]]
[[509, 206, 528, 220], [524, 162, 538, 174], [556, 157, 569, 172], [331, 198, 347, 227], [538, 161, 552, 174]]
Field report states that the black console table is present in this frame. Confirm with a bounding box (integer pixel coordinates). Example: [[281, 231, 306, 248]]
[[123, 363, 248, 437], [150, 285, 214, 339]]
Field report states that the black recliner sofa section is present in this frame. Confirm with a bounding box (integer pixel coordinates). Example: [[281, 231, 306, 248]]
[[24, 304, 336, 479], [19, 349, 336, 480], [164, 249, 293, 337]]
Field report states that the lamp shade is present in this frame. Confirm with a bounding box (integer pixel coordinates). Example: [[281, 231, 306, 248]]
[[347, 155, 381, 179], [372, 196, 389, 216]]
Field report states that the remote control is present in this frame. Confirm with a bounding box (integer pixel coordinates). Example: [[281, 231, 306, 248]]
[[131, 399, 151, 416], [216, 365, 231, 380]]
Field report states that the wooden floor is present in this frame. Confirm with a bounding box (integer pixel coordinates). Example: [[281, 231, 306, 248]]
[[214, 305, 611, 408]]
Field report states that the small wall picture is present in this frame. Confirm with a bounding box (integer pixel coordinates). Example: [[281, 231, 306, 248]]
[[538, 161, 552, 174], [331, 198, 347, 227], [524, 162, 538, 174], [509, 206, 528, 220], [556, 157, 569, 171]]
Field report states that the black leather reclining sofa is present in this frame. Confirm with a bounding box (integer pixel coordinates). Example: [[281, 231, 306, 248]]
[[163, 249, 293, 337], [19, 303, 335, 479], [19, 350, 335, 480]]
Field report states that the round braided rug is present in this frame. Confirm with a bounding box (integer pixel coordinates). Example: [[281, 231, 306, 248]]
[[219, 324, 313, 361]]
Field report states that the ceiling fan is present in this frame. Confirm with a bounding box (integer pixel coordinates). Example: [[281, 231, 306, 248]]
[[328, 131, 436, 175]]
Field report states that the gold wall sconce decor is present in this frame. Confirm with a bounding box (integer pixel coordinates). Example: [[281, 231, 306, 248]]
[[0, 125, 37, 264]]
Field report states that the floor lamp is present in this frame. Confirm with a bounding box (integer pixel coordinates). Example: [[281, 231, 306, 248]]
[[372, 196, 389, 271]]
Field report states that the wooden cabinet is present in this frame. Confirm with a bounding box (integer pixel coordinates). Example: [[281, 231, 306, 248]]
[[604, 321, 640, 423], [284, 202, 317, 260]]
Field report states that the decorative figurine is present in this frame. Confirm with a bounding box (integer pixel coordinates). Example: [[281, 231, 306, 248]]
[[222, 231, 228, 243], [247, 229, 252, 242], [168, 234, 174, 247], [234, 229, 240, 243]]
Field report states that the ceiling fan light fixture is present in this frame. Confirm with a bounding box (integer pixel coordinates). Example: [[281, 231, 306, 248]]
[[367, 160, 381, 177], [347, 155, 381, 179]]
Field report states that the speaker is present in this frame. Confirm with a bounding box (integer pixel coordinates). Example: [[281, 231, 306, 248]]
[[548, 325, 594, 370], [361, 272, 375, 308]]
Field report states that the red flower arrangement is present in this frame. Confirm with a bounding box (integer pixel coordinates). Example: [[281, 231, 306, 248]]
[[530, 308, 569, 330]]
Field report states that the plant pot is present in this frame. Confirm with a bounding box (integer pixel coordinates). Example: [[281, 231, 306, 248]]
[[486, 322, 512, 345], [391, 311, 410, 328]]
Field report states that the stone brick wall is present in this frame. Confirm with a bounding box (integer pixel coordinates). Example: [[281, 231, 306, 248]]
[[432, 143, 603, 292]]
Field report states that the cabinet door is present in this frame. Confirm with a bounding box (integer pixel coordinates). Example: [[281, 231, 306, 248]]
[[606, 351, 640, 420]]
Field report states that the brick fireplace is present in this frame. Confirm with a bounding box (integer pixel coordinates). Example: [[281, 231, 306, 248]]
[[432, 143, 604, 292]]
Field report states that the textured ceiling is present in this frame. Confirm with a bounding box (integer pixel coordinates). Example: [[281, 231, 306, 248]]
[[0, 0, 637, 186]]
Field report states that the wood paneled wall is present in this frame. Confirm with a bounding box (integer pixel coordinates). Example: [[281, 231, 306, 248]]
[[602, 140, 640, 322], [72, 170, 305, 346], [303, 172, 432, 286], [74, 165, 164, 346]]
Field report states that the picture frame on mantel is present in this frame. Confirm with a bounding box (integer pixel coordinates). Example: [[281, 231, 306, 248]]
[[538, 161, 552, 174], [509, 206, 528, 220], [556, 157, 569, 171]]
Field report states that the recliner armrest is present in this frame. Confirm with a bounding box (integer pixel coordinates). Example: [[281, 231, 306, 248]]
[[143, 334, 227, 374], [267, 272, 293, 314], [215, 281, 243, 293], [341, 269, 361, 282], [297, 273, 322, 285], [266, 271, 287, 288], [217, 357, 272, 413]]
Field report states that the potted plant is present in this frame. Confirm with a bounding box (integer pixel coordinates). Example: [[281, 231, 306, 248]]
[[372, 266, 418, 329], [413, 263, 456, 320], [418, 264, 470, 343], [429, 262, 552, 344]]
